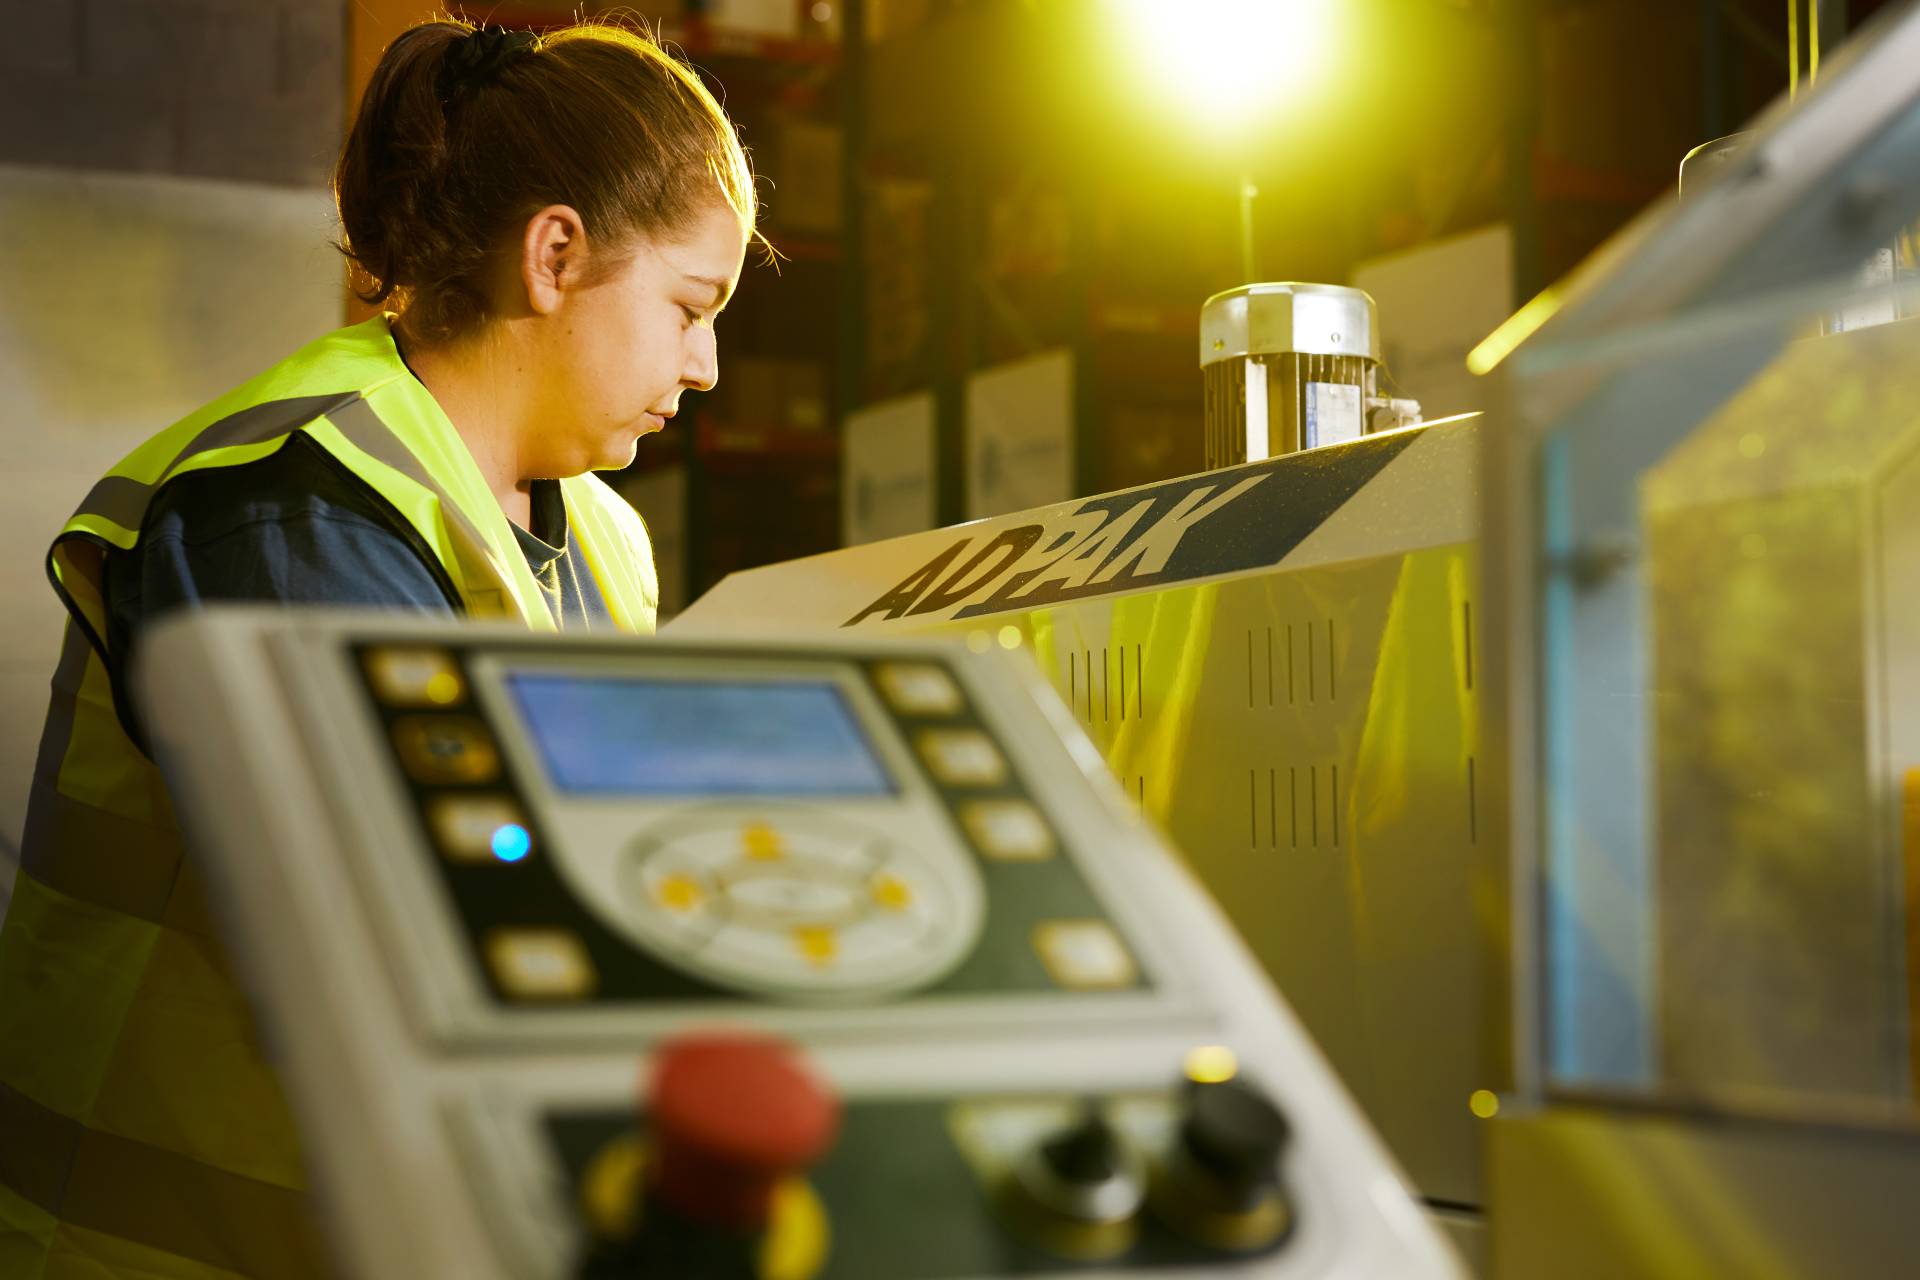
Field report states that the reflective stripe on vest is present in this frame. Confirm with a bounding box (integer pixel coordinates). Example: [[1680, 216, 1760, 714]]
[[0, 317, 656, 1277]]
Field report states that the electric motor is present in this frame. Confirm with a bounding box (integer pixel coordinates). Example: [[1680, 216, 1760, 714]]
[[1199, 283, 1411, 469]]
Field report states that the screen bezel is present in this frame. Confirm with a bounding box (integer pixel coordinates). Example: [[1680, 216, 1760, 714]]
[[468, 653, 917, 806]]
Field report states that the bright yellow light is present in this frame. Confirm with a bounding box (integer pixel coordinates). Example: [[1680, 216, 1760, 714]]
[[997, 625, 1022, 650], [1183, 1044, 1239, 1084], [1466, 286, 1563, 376], [1469, 1089, 1500, 1119], [1108, 0, 1336, 131]]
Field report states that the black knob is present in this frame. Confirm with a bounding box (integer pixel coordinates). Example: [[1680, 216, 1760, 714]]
[[1040, 1109, 1126, 1186], [1178, 1076, 1291, 1206], [1001, 1103, 1146, 1261]]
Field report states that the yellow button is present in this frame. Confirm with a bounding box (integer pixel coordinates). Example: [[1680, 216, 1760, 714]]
[[655, 873, 705, 913], [392, 716, 501, 785], [915, 729, 1007, 787], [793, 926, 838, 966], [743, 823, 786, 861], [874, 662, 964, 716], [427, 795, 529, 862], [484, 929, 597, 999], [870, 873, 913, 911], [363, 647, 466, 707], [1033, 920, 1137, 990], [961, 800, 1054, 861]]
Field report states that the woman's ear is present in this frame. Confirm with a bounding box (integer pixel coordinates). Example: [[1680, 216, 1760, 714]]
[[519, 204, 588, 316]]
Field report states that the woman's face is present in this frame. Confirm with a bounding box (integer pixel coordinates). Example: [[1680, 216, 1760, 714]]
[[524, 201, 747, 478]]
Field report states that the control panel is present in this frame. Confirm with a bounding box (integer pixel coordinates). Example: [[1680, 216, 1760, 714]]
[[137, 610, 1461, 1279]]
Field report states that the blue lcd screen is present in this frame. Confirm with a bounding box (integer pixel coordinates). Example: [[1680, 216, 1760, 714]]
[[503, 673, 895, 796]]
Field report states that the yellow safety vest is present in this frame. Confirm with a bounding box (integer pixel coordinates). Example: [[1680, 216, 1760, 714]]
[[0, 316, 658, 1279]]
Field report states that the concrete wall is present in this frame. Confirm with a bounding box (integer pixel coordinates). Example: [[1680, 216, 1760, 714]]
[[0, 0, 347, 913]]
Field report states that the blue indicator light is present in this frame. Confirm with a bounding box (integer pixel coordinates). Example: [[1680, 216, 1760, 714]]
[[491, 823, 532, 863]]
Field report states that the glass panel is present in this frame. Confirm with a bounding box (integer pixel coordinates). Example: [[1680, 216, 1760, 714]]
[[1527, 275, 1920, 1119], [1512, 23, 1920, 1118]]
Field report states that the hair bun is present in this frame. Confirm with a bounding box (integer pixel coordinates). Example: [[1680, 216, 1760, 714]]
[[438, 25, 537, 99]]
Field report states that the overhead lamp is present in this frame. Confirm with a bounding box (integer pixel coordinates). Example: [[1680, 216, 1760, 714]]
[[1106, 0, 1337, 135]]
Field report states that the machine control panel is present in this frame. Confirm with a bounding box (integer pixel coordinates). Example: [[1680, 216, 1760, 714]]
[[345, 640, 1153, 1036], [137, 611, 1461, 1279]]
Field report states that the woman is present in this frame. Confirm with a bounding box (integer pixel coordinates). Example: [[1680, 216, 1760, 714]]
[[0, 19, 753, 1278]]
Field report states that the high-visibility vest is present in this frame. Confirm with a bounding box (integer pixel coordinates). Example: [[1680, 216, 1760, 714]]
[[0, 316, 658, 1279]]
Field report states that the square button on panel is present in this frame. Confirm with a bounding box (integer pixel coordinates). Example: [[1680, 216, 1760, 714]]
[[363, 647, 466, 707], [484, 929, 597, 999], [874, 663, 964, 717], [1033, 920, 1138, 990], [915, 729, 1007, 788], [391, 716, 501, 785], [428, 795, 531, 863], [961, 800, 1055, 862]]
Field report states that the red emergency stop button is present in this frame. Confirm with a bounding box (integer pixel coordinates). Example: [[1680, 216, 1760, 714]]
[[646, 1032, 841, 1231]]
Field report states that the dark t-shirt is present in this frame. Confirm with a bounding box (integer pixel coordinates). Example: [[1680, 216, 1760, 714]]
[[99, 432, 609, 744]]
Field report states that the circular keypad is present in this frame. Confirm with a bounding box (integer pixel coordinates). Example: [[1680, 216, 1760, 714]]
[[602, 807, 985, 1000]]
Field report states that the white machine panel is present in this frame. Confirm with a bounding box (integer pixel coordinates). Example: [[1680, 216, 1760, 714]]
[[138, 610, 1460, 1280]]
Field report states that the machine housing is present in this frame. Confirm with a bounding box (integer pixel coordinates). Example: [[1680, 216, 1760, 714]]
[[674, 415, 1491, 1253]]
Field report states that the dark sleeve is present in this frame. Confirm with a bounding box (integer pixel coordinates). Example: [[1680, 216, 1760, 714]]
[[102, 434, 461, 747]]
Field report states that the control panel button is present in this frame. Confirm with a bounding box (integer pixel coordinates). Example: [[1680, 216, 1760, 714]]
[[579, 1036, 838, 1278], [869, 872, 913, 911], [652, 872, 705, 914], [362, 647, 466, 707], [1033, 920, 1137, 990], [961, 800, 1055, 861], [428, 795, 531, 863], [915, 729, 1007, 787], [792, 925, 839, 967], [741, 822, 786, 861], [484, 928, 597, 999], [391, 716, 501, 785], [873, 662, 964, 716], [648, 1033, 841, 1230]]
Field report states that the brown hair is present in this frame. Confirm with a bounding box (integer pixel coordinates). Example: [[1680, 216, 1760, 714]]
[[335, 16, 757, 344]]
